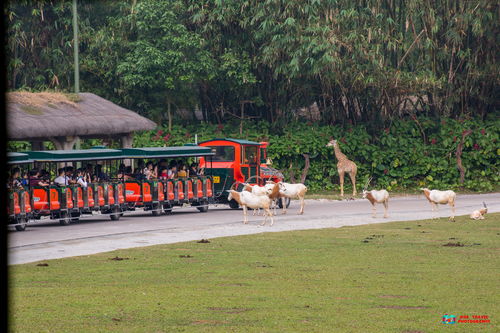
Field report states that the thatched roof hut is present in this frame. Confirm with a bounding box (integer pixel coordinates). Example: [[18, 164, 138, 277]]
[[7, 92, 156, 150]]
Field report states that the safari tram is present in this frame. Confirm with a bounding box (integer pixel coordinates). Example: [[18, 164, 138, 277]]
[[7, 138, 287, 231]]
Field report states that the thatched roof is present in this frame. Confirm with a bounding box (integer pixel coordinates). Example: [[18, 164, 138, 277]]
[[7, 92, 157, 140]]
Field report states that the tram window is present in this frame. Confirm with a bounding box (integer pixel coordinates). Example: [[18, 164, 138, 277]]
[[243, 146, 258, 164], [210, 146, 235, 162]]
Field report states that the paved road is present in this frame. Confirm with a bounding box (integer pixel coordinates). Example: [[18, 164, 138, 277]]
[[8, 193, 500, 265]]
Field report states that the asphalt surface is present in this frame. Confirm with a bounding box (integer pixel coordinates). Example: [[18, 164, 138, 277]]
[[8, 192, 500, 265]]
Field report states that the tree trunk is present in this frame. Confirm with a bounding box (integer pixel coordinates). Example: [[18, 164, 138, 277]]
[[166, 97, 172, 132], [300, 154, 310, 184], [456, 130, 472, 186]]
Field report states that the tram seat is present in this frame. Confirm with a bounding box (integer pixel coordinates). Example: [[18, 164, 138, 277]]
[[125, 182, 142, 202], [32, 188, 50, 210]]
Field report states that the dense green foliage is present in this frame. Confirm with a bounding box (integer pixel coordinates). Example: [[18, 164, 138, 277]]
[[6, 0, 500, 125], [132, 116, 499, 192]]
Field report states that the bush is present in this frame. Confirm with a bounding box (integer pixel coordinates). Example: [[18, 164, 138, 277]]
[[133, 116, 499, 192]]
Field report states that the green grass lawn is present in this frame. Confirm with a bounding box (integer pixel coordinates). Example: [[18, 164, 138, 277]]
[[9, 214, 500, 332]]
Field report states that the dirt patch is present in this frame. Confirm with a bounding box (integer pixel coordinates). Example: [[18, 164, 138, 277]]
[[192, 320, 228, 325], [402, 330, 425, 333], [112, 318, 121, 322], [109, 256, 129, 261], [36, 263, 49, 267], [442, 242, 464, 247], [197, 239, 210, 243], [379, 295, 408, 299], [379, 305, 429, 309], [218, 283, 249, 287], [208, 307, 251, 314], [179, 255, 193, 258], [255, 262, 273, 268]]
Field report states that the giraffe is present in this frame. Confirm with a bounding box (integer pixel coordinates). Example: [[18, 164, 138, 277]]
[[326, 138, 358, 197]]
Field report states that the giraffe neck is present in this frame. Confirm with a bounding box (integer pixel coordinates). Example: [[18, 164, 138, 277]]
[[333, 144, 347, 161]]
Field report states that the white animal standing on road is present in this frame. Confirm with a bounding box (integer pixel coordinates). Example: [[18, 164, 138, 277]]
[[420, 188, 456, 220], [362, 189, 389, 218]]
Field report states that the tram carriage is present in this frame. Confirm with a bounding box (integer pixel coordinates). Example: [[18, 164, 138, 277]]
[[120, 146, 214, 215], [25, 149, 126, 225], [7, 152, 33, 231], [7, 138, 286, 230]]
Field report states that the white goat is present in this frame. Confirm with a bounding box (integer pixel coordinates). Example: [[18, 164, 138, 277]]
[[227, 190, 274, 226], [420, 188, 456, 220], [362, 189, 389, 218], [470, 202, 488, 220], [242, 183, 273, 215], [278, 182, 308, 215]]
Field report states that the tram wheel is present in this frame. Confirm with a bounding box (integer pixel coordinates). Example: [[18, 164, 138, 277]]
[[15, 218, 27, 231], [59, 211, 70, 226], [151, 203, 161, 216], [228, 199, 239, 209], [110, 207, 121, 221], [277, 197, 291, 209], [163, 203, 173, 215], [197, 200, 209, 212]]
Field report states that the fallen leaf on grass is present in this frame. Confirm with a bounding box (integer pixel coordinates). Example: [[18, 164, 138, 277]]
[[36, 263, 49, 267]]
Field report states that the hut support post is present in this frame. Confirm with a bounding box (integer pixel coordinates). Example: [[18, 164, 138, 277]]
[[120, 133, 134, 167], [50, 136, 79, 151]]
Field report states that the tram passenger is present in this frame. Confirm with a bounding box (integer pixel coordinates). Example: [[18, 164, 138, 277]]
[[76, 169, 89, 188], [167, 163, 177, 179], [158, 167, 168, 180], [143, 161, 156, 180], [64, 167, 77, 184], [8, 167, 24, 190], [85, 164, 94, 182], [29, 169, 49, 187], [95, 164, 109, 182], [177, 162, 188, 178], [54, 168, 69, 186], [188, 163, 200, 177], [21, 171, 29, 187]]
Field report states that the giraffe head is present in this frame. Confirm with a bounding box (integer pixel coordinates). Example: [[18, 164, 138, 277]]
[[326, 138, 337, 147]]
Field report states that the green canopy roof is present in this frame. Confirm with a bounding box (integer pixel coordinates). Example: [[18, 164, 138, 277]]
[[121, 146, 215, 159], [199, 138, 261, 145], [8, 152, 33, 164], [26, 149, 123, 162]]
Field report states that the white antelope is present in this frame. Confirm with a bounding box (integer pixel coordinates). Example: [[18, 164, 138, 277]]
[[242, 183, 274, 215], [470, 202, 488, 220], [278, 182, 307, 215], [362, 189, 390, 218], [227, 190, 274, 226], [420, 188, 456, 220]]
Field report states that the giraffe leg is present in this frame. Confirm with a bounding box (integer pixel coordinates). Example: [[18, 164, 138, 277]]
[[349, 171, 357, 197], [339, 171, 345, 197]]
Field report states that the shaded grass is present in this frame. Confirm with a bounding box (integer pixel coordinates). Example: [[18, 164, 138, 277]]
[[9, 214, 500, 332]]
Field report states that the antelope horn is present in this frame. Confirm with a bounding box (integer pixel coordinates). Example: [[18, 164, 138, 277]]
[[363, 176, 372, 191], [483, 201, 487, 208]]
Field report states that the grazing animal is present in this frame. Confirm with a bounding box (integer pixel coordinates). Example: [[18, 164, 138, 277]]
[[278, 182, 308, 215], [470, 202, 488, 220], [265, 181, 283, 215], [242, 183, 273, 215], [420, 188, 456, 221], [227, 190, 274, 226], [362, 189, 389, 218], [326, 139, 358, 197]]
